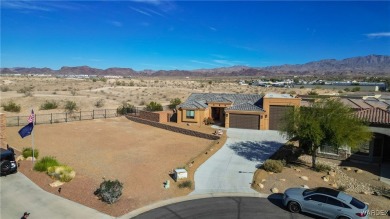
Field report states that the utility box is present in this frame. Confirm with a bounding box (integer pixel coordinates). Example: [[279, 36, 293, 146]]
[[174, 168, 188, 181]]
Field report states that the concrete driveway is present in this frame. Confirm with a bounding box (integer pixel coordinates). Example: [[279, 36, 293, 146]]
[[191, 128, 287, 194], [0, 173, 114, 219]]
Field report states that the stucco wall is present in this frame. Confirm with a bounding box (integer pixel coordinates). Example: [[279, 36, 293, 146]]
[[262, 97, 301, 130]]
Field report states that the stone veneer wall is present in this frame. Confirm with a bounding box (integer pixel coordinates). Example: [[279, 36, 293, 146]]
[[126, 115, 220, 140], [139, 111, 160, 122], [0, 113, 6, 148]]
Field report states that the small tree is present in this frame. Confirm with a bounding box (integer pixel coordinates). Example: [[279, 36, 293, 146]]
[[169, 98, 181, 110], [280, 99, 372, 168], [145, 101, 163, 111], [117, 102, 135, 115], [65, 101, 78, 113]]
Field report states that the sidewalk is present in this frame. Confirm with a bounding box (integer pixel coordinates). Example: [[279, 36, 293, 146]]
[[0, 173, 114, 219]]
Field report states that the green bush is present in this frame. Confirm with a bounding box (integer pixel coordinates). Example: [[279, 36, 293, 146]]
[[33, 156, 59, 172], [178, 180, 192, 189], [117, 102, 135, 115], [94, 179, 123, 204], [95, 99, 105, 108], [40, 100, 58, 110], [47, 165, 75, 182], [1, 100, 21, 112], [314, 163, 332, 172], [351, 87, 360, 92], [338, 185, 347, 192], [17, 86, 34, 96], [169, 98, 181, 110], [145, 101, 163, 111], [65, 101, 78, 113], [22, 147, 39, 159], [263, 159, 284, 173]]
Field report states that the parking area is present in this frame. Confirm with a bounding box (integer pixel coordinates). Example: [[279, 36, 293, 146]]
[[191, 128, 287, 194]]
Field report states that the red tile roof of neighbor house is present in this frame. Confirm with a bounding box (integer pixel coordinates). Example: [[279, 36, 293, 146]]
[[355, 108, 390, 125]]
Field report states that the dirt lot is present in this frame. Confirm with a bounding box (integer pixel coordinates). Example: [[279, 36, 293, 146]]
[[6, 117, 214, 216]]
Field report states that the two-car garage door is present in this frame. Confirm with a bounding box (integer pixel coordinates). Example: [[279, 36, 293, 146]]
[[229, 114, 260, 130]]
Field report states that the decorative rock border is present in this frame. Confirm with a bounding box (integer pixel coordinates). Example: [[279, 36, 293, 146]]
[[125, 115, 220, 140]]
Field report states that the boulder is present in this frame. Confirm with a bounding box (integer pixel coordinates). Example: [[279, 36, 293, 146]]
[[328, 171, 336, 177], [295, 168, 301, 172], [257, 183, 264, 189], [331, 183, 338, 188], [25, 157, 33, 161], [322, 176, 329, 182], [261, 179, 266, 183], [355, 169, 363, 174], [344, 167, 351, 171], [15, 155, 24, 162], [300, 176, 309, 181], [49, 180, 64, 187], [361, 191, 370, 195], [271, 187, 279, 193], [279, 178, 286, 182], [268, 172, 274, 175], [302, 185, 310, 189]]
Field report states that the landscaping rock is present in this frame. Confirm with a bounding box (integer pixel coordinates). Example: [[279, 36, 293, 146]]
[[295, 168, 301, 172], [25, 157, 33, 161], [328, 171, 336, 177], [361, 191, 370, 195], [271, 187, 279, 193], [279, 178, 286, 182], [268, 172, 274, 175], [15, 155, 24, 162], [373, 191, 381, 196], [355, 169, 363, 174], [49, 180, 64, 187], [257, 183, 264, 189], [300, 176, 309, 181], [344, 167, 351, 171], [331, 183, 338, 188], [261, 179, 266, 183], [322, 176, 329, 182], [302, 185, 309, 189]]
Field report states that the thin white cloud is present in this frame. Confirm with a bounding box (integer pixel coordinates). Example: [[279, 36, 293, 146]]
[[145, 8, 165, 17], [108, 21, 123, 27], [366, 32, 390, 38], [213, 59, 235, 66], [130, 7, 152, 16], [1, 1, 52, 11], [190, 60, 220, 67], [209, 26, 217, 31], [210, 54, 227, 59]]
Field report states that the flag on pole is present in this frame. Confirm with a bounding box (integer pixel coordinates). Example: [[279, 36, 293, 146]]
[[18, 123, 34, 138], [18, 110, 35, 138]]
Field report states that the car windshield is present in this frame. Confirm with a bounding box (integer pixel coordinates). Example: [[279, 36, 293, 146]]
[[350, 198, 366, 209], [302, 188, 317, 196]]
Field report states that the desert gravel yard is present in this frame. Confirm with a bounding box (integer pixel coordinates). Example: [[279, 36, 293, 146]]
[[6, 117, 213, 216]]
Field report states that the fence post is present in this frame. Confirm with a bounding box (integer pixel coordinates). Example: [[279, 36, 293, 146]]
[[80, 111, 82, 121], [35, 114, 36, 125], [93, 110, 94, 119], [51, 113, 53, 124], [65, 113, 67, 122], [105, 109, 107, 119], [18, 116, 20, 126]]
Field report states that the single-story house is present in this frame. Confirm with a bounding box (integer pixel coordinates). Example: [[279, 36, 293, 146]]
[[176, 93, 301, 130]]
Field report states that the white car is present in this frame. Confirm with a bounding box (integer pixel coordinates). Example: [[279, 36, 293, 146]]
[[283, 187, 368, 219]]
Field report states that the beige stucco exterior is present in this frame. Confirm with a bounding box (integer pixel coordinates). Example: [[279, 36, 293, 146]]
[[261, 96, 301, 130]]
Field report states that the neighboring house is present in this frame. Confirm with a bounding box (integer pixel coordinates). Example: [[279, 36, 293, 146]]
[[318, 107, 390, 164], [176, 93, 300, 130]]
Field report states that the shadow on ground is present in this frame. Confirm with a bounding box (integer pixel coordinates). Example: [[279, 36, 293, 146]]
[[229, 141, 283, 162]]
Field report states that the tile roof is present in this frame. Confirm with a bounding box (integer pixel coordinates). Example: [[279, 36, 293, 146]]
[[355, 108, 390, 125], [178, 93, 263, 111], [226, 102, 264, 112], [348, 99, 372, 109], [364, 100, 389, 109]]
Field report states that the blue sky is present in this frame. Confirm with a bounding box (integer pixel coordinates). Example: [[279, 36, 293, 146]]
[[1, 1, 390, 70]]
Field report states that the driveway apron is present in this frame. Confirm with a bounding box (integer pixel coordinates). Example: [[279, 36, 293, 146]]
[[191, 129, 287, 194]]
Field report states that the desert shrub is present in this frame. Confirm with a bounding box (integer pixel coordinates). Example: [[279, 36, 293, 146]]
[[47, 165, 75, 182], [40, 100, 58, 110], [314, 163, 332, 172], [64, 101, 78, 113], [94, 179, 123, 204], [269, 143, 303, 164], [307, 90, 318, 96], [1, 100, 21, 112], [263, 159, 283, 173], [300, 86, 305, 89], [351, 87, 360, 92], [0, 86, 11, 92], [117, 102, 135, 115], [145, 101, 163, 111], [169, 98, 181, 110], [203, 117, 214, 125], [178, 180, 192, 189], [288, 91, 296, 95], [95, 99, 105, 108], [338, 185, 347, 192], [18, 86, 34, 96], [33, 156, 59, 172], [22, 147, 39, 159], [344, 88, 350, 92], [70, 89, 77, 96], [129, 81, 135, 86]]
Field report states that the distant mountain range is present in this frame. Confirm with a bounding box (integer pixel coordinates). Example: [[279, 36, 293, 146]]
[[1, 55, 389, 77]]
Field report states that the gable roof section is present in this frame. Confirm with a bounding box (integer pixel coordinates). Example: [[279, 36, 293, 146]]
[[355, 108, 390, 125], [226, 102, 264, 112], [178, 93, 263, 110]]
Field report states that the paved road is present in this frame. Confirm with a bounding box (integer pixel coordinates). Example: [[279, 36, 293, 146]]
[[0, 172, 114, 219], [192, 129, 287, 194], [133, 196, 314, 219]]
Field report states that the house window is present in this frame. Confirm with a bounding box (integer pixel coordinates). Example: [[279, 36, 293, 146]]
[[319, 144, 338, 155], [186, 110, 195, 119]]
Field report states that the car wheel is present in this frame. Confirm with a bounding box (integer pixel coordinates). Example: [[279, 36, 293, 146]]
[[0, 161, 11, 175], [288, 201, 301, 213]]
